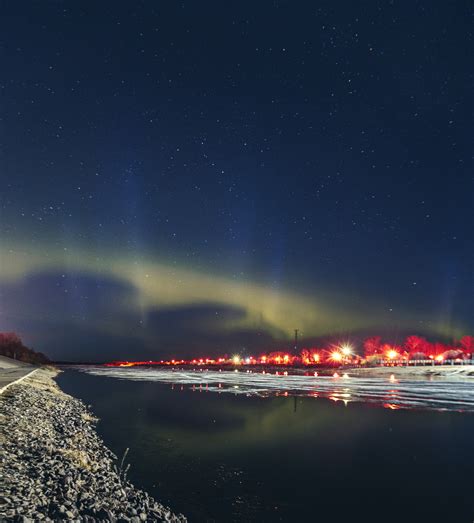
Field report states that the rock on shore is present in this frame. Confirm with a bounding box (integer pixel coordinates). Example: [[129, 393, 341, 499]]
[[0, 368, 187, 522]]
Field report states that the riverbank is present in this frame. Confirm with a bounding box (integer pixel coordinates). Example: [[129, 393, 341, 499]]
[[0, 367, 186, 522]]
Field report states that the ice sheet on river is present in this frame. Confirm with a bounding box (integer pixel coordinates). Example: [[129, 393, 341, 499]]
[[80, 367, 474, 412]]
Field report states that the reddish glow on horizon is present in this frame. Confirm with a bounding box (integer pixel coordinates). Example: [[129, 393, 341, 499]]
[[104, 334, 473, 368]]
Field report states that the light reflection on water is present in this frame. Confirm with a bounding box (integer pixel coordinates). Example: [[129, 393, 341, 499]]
[[80, 367, 474, 412], [58, 369, 474, 523]]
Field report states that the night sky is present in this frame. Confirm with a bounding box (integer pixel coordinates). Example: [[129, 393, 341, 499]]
[[0, 1, 472, 361]]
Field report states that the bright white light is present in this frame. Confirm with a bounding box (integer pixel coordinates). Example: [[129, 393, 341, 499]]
[[341, 345, 353, 356]]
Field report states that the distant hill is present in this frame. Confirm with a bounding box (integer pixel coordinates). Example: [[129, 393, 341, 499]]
[[0, 332, 49, 364]]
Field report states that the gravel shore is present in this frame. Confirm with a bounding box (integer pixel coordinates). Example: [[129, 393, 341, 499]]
[[0, 368, 187, 522]]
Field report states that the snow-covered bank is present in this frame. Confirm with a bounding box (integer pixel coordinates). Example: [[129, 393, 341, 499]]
[[345, 364, 474, 379]]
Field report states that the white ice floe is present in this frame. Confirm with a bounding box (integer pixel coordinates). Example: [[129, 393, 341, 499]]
[[80, 367, 474, 412]]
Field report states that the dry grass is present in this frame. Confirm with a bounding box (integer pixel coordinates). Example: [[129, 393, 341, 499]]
[[81, 412, 98, 423], [57, 431, 99, 471], [58, 448, 94, 471], [23, 369, 62, 394]]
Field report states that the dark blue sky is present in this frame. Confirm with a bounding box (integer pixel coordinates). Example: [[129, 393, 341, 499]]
[[0, 1, 472, 360]]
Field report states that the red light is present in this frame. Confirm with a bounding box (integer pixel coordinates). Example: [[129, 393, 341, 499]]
[[103, 333, 474, 371]]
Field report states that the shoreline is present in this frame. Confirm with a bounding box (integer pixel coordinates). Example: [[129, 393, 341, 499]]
[[77, 362, 474, 381], [0, 367, 186, 522], [342, 364, 474, 379]]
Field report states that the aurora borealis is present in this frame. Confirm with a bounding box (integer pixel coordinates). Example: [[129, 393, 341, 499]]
[[0, 2, 472, 360]]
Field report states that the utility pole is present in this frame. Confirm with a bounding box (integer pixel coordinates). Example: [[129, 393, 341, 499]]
[[294, 329, 299, 355]]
